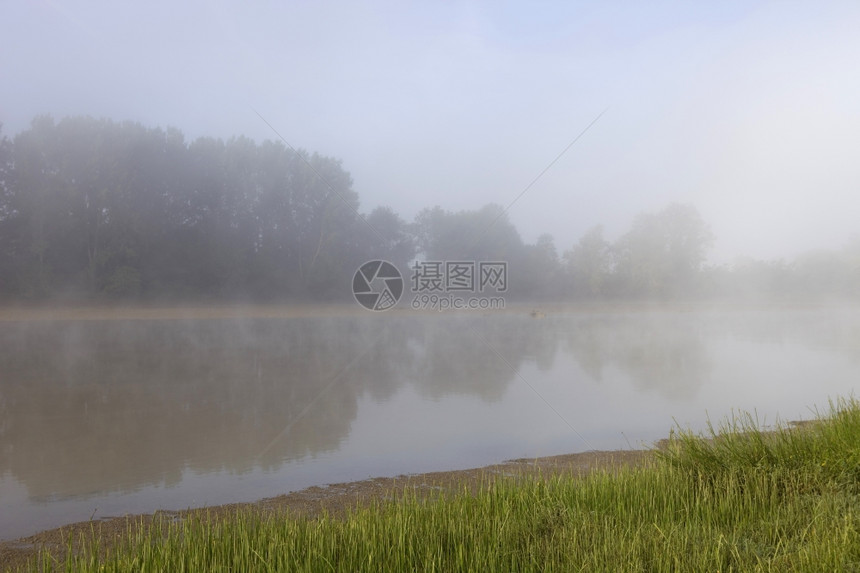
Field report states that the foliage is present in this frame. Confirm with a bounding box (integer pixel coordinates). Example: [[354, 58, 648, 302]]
[[0, 116, 411, 301], [1, 115, 857, 302], [611, 203, 714, 298], [563, 225, 611, 297], [412, 203, 524, 262]]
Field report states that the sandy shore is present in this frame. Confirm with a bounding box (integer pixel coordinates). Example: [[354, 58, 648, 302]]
[[0, 449, 650, 571]]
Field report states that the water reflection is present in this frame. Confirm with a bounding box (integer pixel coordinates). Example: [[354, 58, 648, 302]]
[[0, 314, 561, 501], [562, 313, 710, 399], [1, 306, 859, 540]]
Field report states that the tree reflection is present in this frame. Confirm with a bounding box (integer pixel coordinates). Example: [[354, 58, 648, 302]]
[[563, 313, 710, 399], [2, 308, 856, 502], [0, 313, 548, 500]]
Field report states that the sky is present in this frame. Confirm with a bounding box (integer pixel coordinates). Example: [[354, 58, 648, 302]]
[[2, 0, 859, 263]]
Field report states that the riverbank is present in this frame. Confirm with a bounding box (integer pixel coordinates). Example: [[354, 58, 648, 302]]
[[5, 398, 860, 571], [0, 450, 648, 571]]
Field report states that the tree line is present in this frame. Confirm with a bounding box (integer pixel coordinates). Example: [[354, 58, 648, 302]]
[[0, 115, 856, 302]]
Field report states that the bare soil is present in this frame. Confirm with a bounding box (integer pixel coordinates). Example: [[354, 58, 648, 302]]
[[0, 449, 651, 571]]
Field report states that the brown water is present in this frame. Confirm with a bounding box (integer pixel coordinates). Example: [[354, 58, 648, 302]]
[[1, 306, 859, 541]]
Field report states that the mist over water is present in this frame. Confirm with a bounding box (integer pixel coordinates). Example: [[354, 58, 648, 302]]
[[1, 305, 858, 541]]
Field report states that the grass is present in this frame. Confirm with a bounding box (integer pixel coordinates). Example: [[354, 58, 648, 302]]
[[20, 397, 860, 572]]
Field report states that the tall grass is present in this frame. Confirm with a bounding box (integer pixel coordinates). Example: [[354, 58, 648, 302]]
[[21, 397, 860, 572]]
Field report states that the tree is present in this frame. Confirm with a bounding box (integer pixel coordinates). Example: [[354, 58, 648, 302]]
[[519, 234, 561, 299], [563, 225, 611, 297], [7, 115, 65, 297], [359, 206, 416, 273], [3, 113, 736, 304], [0, 123, 16, 296], [613, 204, 713, 297], [286, 153, 362, 297], [412, 203, 524, 262]]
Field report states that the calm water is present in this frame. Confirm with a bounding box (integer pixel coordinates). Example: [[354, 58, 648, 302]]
[[1, 306, 859, 541]]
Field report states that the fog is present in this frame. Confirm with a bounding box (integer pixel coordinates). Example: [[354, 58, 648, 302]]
[[3, 1, 860, 264], [2, 1, 860, 545]]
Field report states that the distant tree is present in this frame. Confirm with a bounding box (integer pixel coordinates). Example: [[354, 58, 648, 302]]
[[2, 116, 187, 298], [360, 206, 416, 273], [412, 203, 539, 296], [1, 115, 372, 301], [5, 114, 751, 304], [412, 203, 524, 262], [727, 257, 795, 300], [7, 116, 67, 297], [844, 237, 860, 297], [519, 233, 561, 299], [0, 123, 16, 296], [288, 153, 362, 297], [563, 225, 611, 297], [792, 240, 860, 299], [613, 203, 713, 297]]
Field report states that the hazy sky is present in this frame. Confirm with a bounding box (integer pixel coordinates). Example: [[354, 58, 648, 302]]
[[2, 1, 859, 262]]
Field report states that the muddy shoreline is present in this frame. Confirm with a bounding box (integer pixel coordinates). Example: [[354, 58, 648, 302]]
[[0, 449, 650, 571]]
